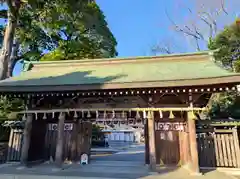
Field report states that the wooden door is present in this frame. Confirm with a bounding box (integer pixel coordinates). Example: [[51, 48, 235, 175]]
[[155, 130, 180, 166], [44, 121, 92, 161]]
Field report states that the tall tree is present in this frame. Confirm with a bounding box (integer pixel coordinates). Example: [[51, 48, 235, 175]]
[[209, 19, 240, 70], [0, 0, 22, 80], [0, 0, 118, 77], [36, 0, 117, 61], [207, 20, 240, 118], [0, 0, 117, 121]]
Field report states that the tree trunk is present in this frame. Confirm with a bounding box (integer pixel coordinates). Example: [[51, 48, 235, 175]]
[[7, 41, 19, 78], [0, 2, 19, 80], [7, 57, 18, 78]]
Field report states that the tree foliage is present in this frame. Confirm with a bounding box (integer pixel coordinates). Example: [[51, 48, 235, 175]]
[[0, 0, 117, 77], [0, 0, 117, 122], [17, 0, 117, 62], [208, 20, 240, 119], [92, 124, 105, 141], [208, 92, 240, 119], [0, 96, 24, 121], [208, 20, 240, 70]]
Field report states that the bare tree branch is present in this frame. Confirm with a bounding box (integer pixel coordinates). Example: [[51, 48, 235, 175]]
[[152, 44, 172, 55], [153, 0, 233, 54], [220, 0, 228, 15]]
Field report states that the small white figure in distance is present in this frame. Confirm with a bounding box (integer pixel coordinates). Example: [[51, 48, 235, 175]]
[[80, 153, 88, 165]]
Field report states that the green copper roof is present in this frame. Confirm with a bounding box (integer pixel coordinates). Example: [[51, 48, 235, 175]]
[[0, 51, 239, 92]]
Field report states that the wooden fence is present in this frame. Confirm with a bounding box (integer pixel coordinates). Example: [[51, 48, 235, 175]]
[[197, 128, 240, 168], [0, 142, 8, 163], [6, 129, 23, 161], [0, 124, 11, 163]]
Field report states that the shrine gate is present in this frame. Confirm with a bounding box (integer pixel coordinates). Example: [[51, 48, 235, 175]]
[[0, 51, 240, 175]]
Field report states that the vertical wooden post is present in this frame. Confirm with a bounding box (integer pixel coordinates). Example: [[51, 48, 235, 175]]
[[20, 113, 33, 165], [76, 120, 83, 161], [232, 127, 240, 167], [187, 111, 200, 174], [183, 131, 191, 165], [70, 121, 78, 161], [55, 112, 65, 167], [7, 128, 14, 161], [148, 111, 156, 170], [144, 118, 150, 165]]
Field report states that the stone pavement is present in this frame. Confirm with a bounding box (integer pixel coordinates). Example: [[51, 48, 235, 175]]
[[0, 162, 235, 179], [91, 143, 145, 162], [0, 144, 236, 179]]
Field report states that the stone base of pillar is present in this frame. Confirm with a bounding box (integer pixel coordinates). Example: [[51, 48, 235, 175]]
[[148, 165, 157, 172], [182, 163, 203, 176], [190, 172, 203, 176]]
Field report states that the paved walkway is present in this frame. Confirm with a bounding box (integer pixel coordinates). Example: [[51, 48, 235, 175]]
[[0, 144, 236, 179], [91, 144, 145, 162], [0, 162, 235, 179]]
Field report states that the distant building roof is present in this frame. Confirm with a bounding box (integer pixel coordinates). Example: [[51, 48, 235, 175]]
[[102, 124, 137, 132]]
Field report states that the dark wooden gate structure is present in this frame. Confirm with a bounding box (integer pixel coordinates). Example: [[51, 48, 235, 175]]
[[1, 51, 240, 174], [44, 121, 92, 161], [196, 121, 240, 168], [5, 120, 92, 163], [155, 130, 180, 166], [154, 119, 189, 167]]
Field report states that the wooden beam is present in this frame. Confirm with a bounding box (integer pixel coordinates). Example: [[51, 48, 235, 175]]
[[17, 107, 206, 114], [187, 111, 200, 174], [20, 114, 33, 165], [148, 111, 156, 170], [55, 112, 65, 167]]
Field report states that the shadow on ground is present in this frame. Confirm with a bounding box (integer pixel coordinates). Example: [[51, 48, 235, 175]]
[[0, 144, 234, 179], [0, 161, 234, 179]]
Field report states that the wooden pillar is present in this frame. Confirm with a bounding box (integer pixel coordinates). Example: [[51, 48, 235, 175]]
[[55, 112, 65, 167], [144, 118, 150, 165], [20, 113, 33, 165], [232, 127, 240, 167], [187, 111, 200, 174], [7, 128, 14, 161], [76, 120, 83, 161], [148, 111, 156, 170], [183, 131, 191, 165], [70, 121, 78, 161]]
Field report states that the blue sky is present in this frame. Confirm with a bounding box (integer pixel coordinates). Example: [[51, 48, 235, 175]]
[[1, 1, 239, 75], [96, 0, 177, 57], [96, 0, 239, 57]]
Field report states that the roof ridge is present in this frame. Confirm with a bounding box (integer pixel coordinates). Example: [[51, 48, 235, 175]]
[[27, 50, 214, 67]]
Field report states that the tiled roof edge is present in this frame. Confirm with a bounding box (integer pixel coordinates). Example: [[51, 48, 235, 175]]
[[23, 50, 217, 68]]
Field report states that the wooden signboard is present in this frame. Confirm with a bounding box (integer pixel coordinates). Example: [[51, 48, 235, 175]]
[[48, 123, 73, 131], [155, 122, 186, 131]]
